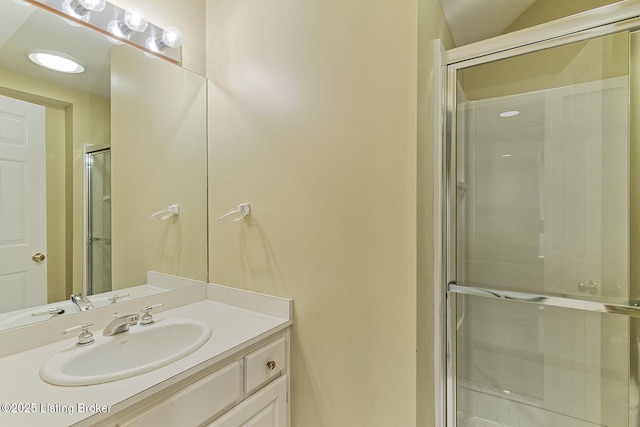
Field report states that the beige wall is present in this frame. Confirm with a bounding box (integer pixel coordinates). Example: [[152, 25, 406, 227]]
[[111, 45, 208, 288], [110, 0, 206, 75], [207, 0, 451, 425], [504, 0, 621, 34], [0, 68, 110, 302], [459, 32, 628, 101]]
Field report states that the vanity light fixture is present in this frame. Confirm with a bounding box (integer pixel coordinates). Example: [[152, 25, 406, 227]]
[[62, 0, 106, 23], [499, 110, 520, 118], [107, 8, 148, 40], [27, 0, 183, 62], [145, 27, 183, 54], [28, 49, 85, 73]]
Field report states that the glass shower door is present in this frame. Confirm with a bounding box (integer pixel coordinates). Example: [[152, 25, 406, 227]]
[[448, 31, 636, 427], [86, 149, 111, 295]]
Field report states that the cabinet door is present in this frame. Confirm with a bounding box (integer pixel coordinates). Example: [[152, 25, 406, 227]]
[[118, 362, 241, 427], [208, 376, 287, 427]]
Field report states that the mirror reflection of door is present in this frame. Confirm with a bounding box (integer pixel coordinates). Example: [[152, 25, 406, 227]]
[[0, 94, 47, 313], [86, 148, 111, 296]]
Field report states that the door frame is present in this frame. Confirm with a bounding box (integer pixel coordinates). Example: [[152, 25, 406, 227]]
[[435, 1, 640, 425]]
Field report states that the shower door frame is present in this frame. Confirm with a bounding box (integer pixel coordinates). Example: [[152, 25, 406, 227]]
[[84, 146, 112, 296], [437, 1, 640, 425]]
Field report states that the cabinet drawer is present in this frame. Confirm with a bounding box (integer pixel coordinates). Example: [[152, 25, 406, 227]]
[[244, 337, 286, 394], [118, 361, 241, 427]]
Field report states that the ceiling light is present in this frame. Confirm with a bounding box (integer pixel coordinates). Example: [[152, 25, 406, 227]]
[[501, 154, 512, 158], [28, 50, 85, 74], [107, 8, 148, 40], [145, 27, 183, 54], [499, 110, 520, 118]]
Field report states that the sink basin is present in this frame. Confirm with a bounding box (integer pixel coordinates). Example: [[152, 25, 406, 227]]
[[40, 317, 212, 386]]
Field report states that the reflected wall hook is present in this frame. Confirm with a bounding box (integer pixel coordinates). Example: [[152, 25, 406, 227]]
[[217, 202, 251, 222], [148, 204, 180, 221]]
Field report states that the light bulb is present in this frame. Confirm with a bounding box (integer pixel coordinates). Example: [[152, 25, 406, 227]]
[[145, 27, 183, 54], [62, 0, 106, 22], [78, 0, 106, 11], [144, 37, 161, 54], [162, 27, 183, 48], [123, 8, 148, 32], [62, 0, 89, 22], [107, 9, 148, 42], [107, 19, 129, 39]]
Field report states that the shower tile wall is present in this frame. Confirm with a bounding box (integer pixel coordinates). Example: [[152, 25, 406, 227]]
[[456, 296, 629, 427], [456, 74, 630, 426]]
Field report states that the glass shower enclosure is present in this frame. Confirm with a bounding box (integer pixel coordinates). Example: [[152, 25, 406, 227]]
[[442, 9, 640, 427], [85, 148, 111, 295]]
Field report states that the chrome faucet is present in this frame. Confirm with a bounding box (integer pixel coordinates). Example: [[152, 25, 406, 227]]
[[70, 293, 95, 312], [103, 313, 139, 336]]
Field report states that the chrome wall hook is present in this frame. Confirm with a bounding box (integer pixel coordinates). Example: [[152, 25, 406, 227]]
[[216, 202, 251, 222], [148, 204, 180, 221]]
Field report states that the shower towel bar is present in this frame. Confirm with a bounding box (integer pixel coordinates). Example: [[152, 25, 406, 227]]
[[449, 283, 640, 318]]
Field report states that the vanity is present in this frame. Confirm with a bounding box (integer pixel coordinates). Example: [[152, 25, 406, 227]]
[[0, 278, 292, 427]]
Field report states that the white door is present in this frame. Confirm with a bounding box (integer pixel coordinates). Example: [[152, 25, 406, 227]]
[[0, 95, 47, 313]]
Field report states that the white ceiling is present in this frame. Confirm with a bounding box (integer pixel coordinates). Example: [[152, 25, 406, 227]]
[[0, 1, 112, 98], [439, 0, 536, 46]]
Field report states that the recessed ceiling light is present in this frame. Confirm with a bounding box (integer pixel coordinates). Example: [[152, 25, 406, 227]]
[[499, 110, 520, 118], [28, 50, 85, 74]]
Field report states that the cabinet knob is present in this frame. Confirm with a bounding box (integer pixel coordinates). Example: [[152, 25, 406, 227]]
[[266, 360, 276, 371]]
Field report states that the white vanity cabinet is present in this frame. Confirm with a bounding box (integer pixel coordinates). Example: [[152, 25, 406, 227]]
[[115, 332, 289, 427], [208, 376, 287, 427], [0, 285, 292, 427]]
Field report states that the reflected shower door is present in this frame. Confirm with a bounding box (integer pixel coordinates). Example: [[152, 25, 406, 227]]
[[86, 149, 111, 295], [447, 31, 637, 427]]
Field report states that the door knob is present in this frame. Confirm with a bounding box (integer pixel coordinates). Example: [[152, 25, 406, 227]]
[[32, 253, 46, 262]]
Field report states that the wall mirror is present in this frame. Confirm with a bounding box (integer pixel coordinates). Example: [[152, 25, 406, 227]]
[[0, 0, 208, 330]]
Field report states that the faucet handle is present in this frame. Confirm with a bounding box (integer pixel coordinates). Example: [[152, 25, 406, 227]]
[[62, 322, 94, 346], [107, 293, 131, 304], [140, 303, 164, 326], [31, 307, 65, 317]]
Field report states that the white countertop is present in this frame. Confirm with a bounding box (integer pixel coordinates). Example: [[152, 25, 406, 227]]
[[0, 291, 292, 427]]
